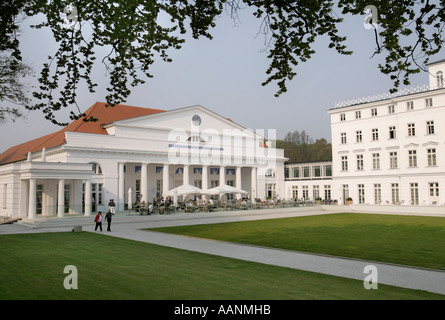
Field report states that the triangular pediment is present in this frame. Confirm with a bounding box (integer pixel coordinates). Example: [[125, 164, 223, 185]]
[[105, 105, 258, 138]]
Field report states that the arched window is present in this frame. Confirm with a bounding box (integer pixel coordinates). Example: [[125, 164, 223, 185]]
[[265, 168, 275, 178], [436, 71, 443, 88], [90, 163, 103, 174]]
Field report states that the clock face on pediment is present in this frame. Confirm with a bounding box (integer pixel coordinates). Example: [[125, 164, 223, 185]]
[[192, 114, 201, 126]]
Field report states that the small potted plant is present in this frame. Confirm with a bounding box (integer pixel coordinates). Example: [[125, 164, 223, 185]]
[[346, 197, 353, 205]]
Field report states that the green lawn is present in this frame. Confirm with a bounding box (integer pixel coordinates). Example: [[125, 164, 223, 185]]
[[0, 232, 443, 300], [150, 212, 445, 270]]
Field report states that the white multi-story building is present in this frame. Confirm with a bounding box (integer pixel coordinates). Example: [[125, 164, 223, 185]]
[[0, 103, 286, 219], [327, 59, 445, 206]]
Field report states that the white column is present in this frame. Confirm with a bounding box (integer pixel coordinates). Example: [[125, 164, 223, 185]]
[[84, 179, 92, 216], [202, 165, 208, 191], [202, 165, 208, 200], [183, 165, 190, 185], [219, 166, 226, 186], [236, 166, 242, 199], [140, 163, 148, 202], [118, 162, 125, 211], [163, 163, 170, 195], [128, 188, 133, 209], [28, 178, 36, 219], [251, 167, 257, 199], [57, 179, 65, 217]]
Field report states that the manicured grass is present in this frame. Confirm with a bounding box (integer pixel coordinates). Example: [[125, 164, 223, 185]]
[[150, 212, 445, 270], [0, 232, 443, 300]]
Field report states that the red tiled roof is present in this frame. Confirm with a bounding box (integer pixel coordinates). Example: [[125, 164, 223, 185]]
[[0, 102, 165, 165]]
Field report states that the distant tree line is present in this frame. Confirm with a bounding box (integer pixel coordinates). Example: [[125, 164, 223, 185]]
[[276, 130, 332, 163]]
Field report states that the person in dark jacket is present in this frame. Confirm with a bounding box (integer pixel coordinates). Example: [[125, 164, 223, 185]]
[[105, 209, 114, 231]]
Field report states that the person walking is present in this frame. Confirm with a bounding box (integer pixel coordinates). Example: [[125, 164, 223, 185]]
[[108, 199, 116, 214], [94, 211, 103, 232], [105, 209, 114, 231]]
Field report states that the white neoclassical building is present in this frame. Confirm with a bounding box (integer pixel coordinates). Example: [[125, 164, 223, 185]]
[[0, 103, 286, 219], [325, 58, 445, 206]]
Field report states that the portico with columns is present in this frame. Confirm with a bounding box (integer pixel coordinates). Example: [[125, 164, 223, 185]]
[[0, 103, 286, 219], [116, 162, 259, 210]]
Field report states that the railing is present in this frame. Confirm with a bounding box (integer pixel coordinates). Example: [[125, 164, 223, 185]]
[[334, 84, 443, 109]]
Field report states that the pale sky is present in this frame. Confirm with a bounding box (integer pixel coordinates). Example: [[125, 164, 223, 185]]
[[1, 6, 443, 153]]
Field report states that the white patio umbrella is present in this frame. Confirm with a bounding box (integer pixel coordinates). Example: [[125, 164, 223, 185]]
[[163, 184, 212, 203], [206, 184, 248, 200]]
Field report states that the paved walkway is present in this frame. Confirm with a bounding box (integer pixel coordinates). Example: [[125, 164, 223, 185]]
[[2, 207, 445, 296]]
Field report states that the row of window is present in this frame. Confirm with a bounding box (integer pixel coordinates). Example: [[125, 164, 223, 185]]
[[339, 98, 436, 122], [340, 121, 436, 144], [284, 165, 332, 179], [340, 148, 438, 171], [344, 182, 440, 205], [291, 185, 331, 200]]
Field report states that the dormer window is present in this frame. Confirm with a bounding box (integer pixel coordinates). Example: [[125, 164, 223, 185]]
[[437, 71, 444, 88]]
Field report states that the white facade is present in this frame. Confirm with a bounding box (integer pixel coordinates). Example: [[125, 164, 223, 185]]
[[284, 161, 333, 201], [326, 59, 445, 206], [0, 104, 286, 219]]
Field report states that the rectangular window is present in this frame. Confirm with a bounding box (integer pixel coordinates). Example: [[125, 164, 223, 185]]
[[407, 101, 414, 110], [324, 165, 332, 177], [284, 167, 289, 179], [356, 130, 362, 143], [313, 185, 320, 200], [356, 154, 364, 171], [372, 128, 379, 141], [374, 184, 381, 204], [302, 186, 309, 199], [194, 179, 202, 188], [358, 184, 365, 204], [372, 153, 380, 169], [292, 186, 298, 199], [341, 132, 347, 144], [371, 108, 378, 116], [410, 183, 419, 205], [303, 166, 310, 178], [355, 110, 361, 119], [427, 148, 437, 166], [340, 113, 346, 121], [97, 184, 103, 205], [156, 179, 163, 198], [64, 184, 70, 214], [429, 183, 439, 197], [426, 121, 435, 135], [391, 183, 400, 204], [313, 166, 321, 177], [389, 126, 396, 139], [324, 185, 331, 200], [425, 98, 433, 108], [388, 105, 395, 114], [341, 156, 348, 171], [293, 167, 300, 178], [36, 184, 43, 215], [408, 150, 417, 167], [390, 152, 398, 169], [408, 123, 415, 136]]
